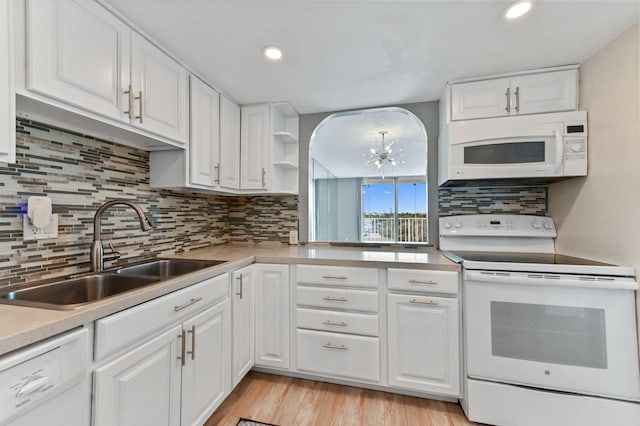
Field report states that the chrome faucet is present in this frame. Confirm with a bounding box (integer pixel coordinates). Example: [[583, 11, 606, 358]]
[[90, 200, 152, 272]]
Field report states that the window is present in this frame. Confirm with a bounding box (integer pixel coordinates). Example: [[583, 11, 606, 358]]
[[308, 106, 429, 244]]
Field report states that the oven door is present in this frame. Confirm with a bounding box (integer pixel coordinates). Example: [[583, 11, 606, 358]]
[[464, 270, 640, 401]]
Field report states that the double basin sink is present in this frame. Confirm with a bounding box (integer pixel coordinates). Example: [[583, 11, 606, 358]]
[[0, 259, 226, 310]]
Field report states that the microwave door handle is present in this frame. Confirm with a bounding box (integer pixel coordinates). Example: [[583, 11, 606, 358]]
[[554, 128, 564, 173]]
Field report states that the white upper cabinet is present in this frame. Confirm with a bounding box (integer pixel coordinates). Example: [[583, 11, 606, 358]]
[[23, 0, 187, 146], [0, 0, 15, 163], [189, 76, 220, 187], [240, 102, 299, 194], [27, 0, 129, 121], [450, 67, 578, 121], [219, 95, 241, 190], [240, 104, 270, 190], [130, 32, 187, 143]]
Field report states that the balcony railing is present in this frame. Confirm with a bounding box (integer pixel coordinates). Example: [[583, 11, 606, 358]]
[[362, 217, 427, 243]]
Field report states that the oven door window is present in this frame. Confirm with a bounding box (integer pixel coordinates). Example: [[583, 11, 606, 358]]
[[490, 301, 607, 369], [464, 141, 545, 165]]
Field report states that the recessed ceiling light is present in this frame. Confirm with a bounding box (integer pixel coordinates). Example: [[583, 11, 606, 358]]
[[263, 46, 283, 61], [504, 1, 532, 19]]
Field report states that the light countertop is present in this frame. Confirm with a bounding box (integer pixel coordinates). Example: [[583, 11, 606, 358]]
[[0, 243, 458, 356]]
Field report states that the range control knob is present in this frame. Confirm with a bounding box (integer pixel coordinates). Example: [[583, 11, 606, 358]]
[[532, 222, 541, 229], [443, 222, 452, 229], [454, 221, 462, 229], [570, 144, 582, 153], [543, 222, 553, 230]]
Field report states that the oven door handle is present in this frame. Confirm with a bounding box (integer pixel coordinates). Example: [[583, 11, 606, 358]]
[[464, 270, 638, 290]]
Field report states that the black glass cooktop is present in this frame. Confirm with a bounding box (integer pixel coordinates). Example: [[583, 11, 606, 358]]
[[447, 251, 614, 266]]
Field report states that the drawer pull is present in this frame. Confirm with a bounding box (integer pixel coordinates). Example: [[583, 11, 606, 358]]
[[322, 320, 348, 327], [323, 343, 348, 350], [174, 297, 203, 312], [323, 296, 348, 302], [410, 299, 439, 306], [409, 279, 437, 285], [322, 275, 347, 280]]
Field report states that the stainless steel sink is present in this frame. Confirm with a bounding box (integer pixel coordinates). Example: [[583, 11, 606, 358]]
[[0, 274, 159, 310], [113, 259, 226, 279]]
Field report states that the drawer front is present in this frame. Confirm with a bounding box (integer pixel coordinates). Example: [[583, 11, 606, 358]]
[[387, 268, 458, 295], [95, 273, 229, 361], [297, 265, 379, 289], [296, 329, 380, 382], [296, 285, 378, 313], [296, 308, 379, 337]]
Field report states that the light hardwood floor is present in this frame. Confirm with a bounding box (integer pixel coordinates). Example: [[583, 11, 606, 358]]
[[205, 372, 479, 426]]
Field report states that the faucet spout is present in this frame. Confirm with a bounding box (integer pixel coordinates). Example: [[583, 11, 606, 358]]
[[90, 200, 153, 272]]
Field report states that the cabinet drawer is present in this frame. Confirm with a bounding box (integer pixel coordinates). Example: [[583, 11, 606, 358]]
[[297, 265, 379, 289], [296, 329, 380, 382], [296, 285, 378, 313], [387, 268, 458, 295], [296, 308, 379, 337], [95, 273, 229, 361]]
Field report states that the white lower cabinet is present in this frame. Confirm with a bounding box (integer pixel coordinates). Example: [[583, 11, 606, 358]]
[[387, 293, 460, 396], [92, 273, 231, 426], [254, 263, 290, 369], [296, 329, 380, 382], [93, 324, 183, 426], [181, 301, 231, 426], [232, 266, 254, 387]]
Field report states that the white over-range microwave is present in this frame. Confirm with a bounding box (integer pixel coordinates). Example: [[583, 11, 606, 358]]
[[438, 111, 587, 186]]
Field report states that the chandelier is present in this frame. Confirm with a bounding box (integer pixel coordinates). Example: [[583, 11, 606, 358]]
[[367, 131, 402, 178]]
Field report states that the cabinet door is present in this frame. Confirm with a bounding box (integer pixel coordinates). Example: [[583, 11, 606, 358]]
[[189, 76, 220, 187], [387, 294, 460, 396], [232, 266, 254, 387], [219, 95, 241, 190], [240, 104, 270, 190], [254, 264, 290, 369], [93, 325, 182, 426], [450, 77, 510, 120], [181, 300, 231, 426], [0, 0, 14, 163], [511, 69, 577, 115], [130, 32, 187, 143], [26, 0, 130, 121]]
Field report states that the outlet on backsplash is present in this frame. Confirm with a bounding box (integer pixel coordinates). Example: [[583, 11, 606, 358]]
[[289, 230, 298, 245], [23, 214, 59, 241]]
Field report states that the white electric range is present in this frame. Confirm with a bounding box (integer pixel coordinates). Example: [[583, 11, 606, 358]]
[[440, 214, 640, 426]]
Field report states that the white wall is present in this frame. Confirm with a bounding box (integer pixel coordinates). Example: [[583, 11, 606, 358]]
[[548, 23, 640, 339]]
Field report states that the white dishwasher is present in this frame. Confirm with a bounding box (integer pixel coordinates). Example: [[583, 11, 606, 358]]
[[0, 327, 90, 426]]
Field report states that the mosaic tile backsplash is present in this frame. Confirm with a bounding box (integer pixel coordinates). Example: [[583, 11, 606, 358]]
[[438, 186, 547, 216], [0, 119, 298, 287]]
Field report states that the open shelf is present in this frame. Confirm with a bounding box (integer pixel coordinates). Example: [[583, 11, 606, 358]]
[[273, 131, 298, 144], [273, 161, 298, 169]]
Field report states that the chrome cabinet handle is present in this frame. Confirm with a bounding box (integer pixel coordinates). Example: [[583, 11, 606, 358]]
[[505, 87, 511, 112], [322, 320, 348, 327], [322, 275, 347, 280], [236, 273, 243, 299], [514, 86, 520, 112], [409, 279, 437, 285], [323, 296, 347, 302], [187, 325, 196, 360], [174, 297, 202, 312], [410, 299, 439, 306], [177, 330, 186, 366], [261, 168, 266, 188], [214, 163, 220, 184], [323, 343, 347, 350], [123, 85, 133, 119], [135, 91, 143, 123]]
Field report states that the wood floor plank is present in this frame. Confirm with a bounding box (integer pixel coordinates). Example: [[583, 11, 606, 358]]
[[207, 372, 479, 426]]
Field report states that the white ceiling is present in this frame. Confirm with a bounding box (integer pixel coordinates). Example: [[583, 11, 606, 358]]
[[103, 0, 638, 115]]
